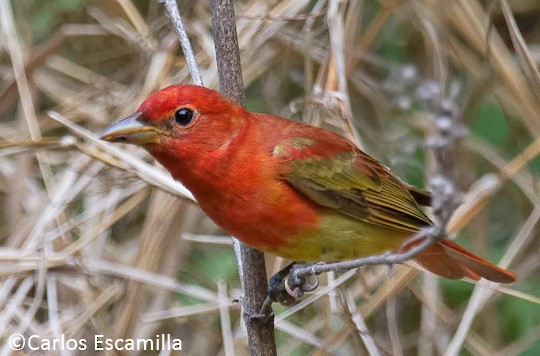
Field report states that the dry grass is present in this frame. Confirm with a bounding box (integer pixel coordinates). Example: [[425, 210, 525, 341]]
[[0, 0, 539, 354]]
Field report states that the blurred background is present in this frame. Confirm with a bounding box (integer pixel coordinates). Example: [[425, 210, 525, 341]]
[[0, 0, 539, 354]]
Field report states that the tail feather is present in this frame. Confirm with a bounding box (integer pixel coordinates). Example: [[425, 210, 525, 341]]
[[413, 240, 517, 283]]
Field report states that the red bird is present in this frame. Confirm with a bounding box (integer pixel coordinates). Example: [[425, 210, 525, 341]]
[[100, 84, 516, 283]]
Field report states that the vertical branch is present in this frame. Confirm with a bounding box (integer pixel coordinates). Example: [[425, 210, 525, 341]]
[[209, 0, 277, 355], [209, 0, 244, 105]]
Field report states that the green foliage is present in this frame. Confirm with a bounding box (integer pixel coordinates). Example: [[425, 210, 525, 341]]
[[498, 276, 540, 343], [189, 247, 239, 284], [20, 0, 87, 42], [402, 143, 427, 189], [244, 81, 266, 113], [175, 247, 238, 306], [470, 103, 510, 148], [440, 279, 474, 308], [377, 31, 405, 63]]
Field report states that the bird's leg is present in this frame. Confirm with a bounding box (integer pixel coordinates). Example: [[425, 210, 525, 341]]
[[267, 262, 321, 306], [267, 262, 297, 306], [255, 263, 297, 318]]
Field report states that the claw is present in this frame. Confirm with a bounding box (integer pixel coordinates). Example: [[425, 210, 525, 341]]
[[284, 280, 304, 299], [301, 274, 319, 292], [285, 274, 319, 297], [268, 262, 321, 305]]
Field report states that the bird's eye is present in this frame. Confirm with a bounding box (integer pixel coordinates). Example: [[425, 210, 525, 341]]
[[174, 108, 194, 126]]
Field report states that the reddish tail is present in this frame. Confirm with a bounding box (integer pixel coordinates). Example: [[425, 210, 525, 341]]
[[413, 240, 517, 283]]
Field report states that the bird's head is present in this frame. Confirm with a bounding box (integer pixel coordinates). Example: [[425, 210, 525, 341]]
[[100, 84, 246, 156]]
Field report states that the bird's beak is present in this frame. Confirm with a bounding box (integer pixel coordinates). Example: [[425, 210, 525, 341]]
[[99, 113, 164, 145]]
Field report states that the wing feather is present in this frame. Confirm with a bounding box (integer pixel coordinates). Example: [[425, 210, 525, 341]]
[[273, 137, 431, 232]]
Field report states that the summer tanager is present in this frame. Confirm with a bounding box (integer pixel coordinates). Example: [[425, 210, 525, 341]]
[[100, 84, 516, 283]]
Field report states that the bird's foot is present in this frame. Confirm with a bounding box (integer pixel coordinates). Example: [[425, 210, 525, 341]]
[[267, 262, 320, 306]]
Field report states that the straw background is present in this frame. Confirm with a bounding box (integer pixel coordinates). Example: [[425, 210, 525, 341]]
[[0, 0, 539, 355]]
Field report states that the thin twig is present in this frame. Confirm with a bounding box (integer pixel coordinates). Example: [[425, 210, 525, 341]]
[[218, 280, 235, 356], [343, 291, 382, 356], [159, 0, 204, 86]]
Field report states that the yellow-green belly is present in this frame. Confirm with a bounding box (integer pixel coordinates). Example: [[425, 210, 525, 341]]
[[274, 213, 414, 261]]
